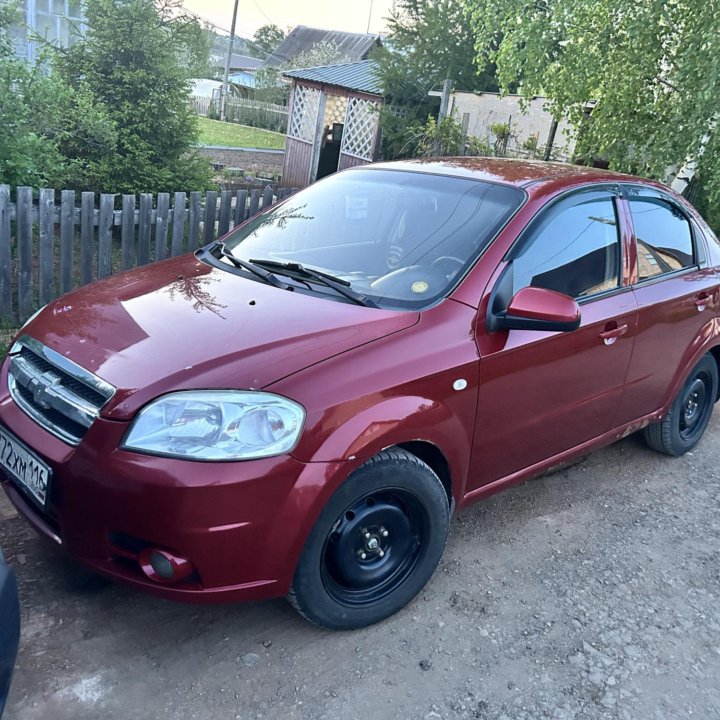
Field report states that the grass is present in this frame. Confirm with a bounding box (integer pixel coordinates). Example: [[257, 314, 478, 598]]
[[197, 117, 285, 150]]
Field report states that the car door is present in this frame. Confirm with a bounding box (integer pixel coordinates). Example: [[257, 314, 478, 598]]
[[467, 187, 638, 492], [616, 186, 720, 421]]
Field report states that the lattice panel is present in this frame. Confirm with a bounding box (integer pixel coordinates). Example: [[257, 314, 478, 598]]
[[340, 98, 379, 160], [325, 95, 348, 127], [288, 85, 321, 143]]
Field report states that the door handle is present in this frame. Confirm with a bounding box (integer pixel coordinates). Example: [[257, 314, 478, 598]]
[[695, 294, 710, 311], [599, 323, 628, 346]]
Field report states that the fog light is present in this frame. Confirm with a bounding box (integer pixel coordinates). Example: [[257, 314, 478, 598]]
[[138, 548, 193, 584]]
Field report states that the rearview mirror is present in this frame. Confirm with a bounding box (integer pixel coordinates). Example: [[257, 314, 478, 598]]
[[495, 286, 581, 332]]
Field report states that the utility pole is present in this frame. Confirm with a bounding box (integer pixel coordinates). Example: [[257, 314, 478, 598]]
[[219, 0, 240, 122], [366, 0, 374, 33], [438, 79, 452, 119]]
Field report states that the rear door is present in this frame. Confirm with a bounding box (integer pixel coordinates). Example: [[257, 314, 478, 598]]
[[617, 186, 720, 420]]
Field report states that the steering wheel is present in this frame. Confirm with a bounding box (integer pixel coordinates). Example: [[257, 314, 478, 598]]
[[431, 256, 465, 280]]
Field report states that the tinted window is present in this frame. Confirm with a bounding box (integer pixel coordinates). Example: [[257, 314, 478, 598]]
[[629, 198, 694, 281], [512, 196, 620, 298], [222, 169, 524, 310]]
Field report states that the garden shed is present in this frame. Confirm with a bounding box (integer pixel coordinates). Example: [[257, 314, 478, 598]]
[[281, 61, 383, 188]]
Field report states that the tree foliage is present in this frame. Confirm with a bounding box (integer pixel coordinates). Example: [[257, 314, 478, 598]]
[[0, 0, 117, 187], [470, 0, 720, 221], [54, 0, 212, 193], [374, 0, 498, 159], [250, 24, 285, 59]]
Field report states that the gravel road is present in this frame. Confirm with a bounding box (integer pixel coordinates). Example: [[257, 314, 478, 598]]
[[2, 418, 720, 720]]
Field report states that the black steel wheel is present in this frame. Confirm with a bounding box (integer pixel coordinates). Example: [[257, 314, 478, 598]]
[[288, 448, 450, 630], [643, 354, 718, 456]]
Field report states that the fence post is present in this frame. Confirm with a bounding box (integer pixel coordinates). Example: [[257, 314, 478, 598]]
[[121, 194, 136, 270], [38, 188, 55, 306], [234, 190, 247, 226], [80, 192, 94, 285], [171, 192, 186, 256], [188, 191, 202, 250], [98, 194, 115, 278], [218, 190, 232, 238], [204, 191, 217, 244], [155, 193, 170, 261], [59, 190, 75, 295], [0, 186, 11, 320], [138, 194, 152, 265], [248, 189, 260, 217], [16, 187, 33, 322]]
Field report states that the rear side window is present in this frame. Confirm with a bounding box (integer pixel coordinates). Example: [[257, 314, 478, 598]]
[[511, 195, 620, 299], [628, 198, 694, 281]]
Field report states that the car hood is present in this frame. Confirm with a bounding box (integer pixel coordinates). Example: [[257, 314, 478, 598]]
[[27, 255, 419, 420]]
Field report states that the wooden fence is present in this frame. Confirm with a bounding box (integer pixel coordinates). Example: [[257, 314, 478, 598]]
[[192, 95, 289, 133], [0, 184, 297, 324]]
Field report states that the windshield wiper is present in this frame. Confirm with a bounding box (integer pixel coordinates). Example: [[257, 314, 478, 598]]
[[215, 243, 290, 290], [249, 259, 378, 308]]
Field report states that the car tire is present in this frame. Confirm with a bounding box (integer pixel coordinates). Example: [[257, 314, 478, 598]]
[[287, 448, 450, 630], [643, 354, 718, 456]]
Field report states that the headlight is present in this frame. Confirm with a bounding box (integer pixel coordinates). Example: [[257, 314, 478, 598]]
[[122, 391, 305, 460]]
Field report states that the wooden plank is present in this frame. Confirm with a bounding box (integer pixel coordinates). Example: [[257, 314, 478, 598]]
[[98, 194, 114, 278], [59, 190, 75, 295], [234, 190, 247, 226], [218, 190, 232, 238], [80, 192, 94, 284], [262, 185, 274, 212], [138, 194, 152, 265], [171, 192, 186, 256], [188, 192, 202, 249], [249, 189, 261, 217], [204, 191, 217, 244], [38, 188, 54, 305], [121, 195, 135, 270], [16, 187, 33, 321], [155, 193, 170, 260], [0, 186, 12, 319]]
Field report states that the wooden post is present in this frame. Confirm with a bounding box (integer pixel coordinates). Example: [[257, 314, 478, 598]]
[[155, 193, 170, 261], [121, 194, 136, 270], [80, 192, 94, 285], [188, 192, 202, 250], [138, 194, 152, 265], [38, 188, 54, 305], [98, 194, 114, 278], [544, 118, 559, 161], [0, 186, 11, 320], [439, 79, 452, 120], [171, 192, 186, 256], [16, 187, 33, 321], [218, 190, 232, 238], [204, 191, 217, 244], [59, 190, 75, 294]]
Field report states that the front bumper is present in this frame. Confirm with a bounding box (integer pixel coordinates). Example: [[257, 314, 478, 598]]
[[0, 379, 344, 604]]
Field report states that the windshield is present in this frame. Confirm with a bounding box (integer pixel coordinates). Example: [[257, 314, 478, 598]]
[[219, 169, 525, 310]]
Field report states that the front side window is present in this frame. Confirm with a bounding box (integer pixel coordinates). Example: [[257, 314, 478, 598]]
[[511, 195, 621, 299], [628, 197, 694, 281], [218, 169, 525, 310]]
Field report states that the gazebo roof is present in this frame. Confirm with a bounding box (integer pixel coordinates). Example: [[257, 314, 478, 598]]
[[283, 60, 382, 97]]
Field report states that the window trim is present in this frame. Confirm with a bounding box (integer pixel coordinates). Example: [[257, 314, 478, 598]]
[[503, 184, 626, 302]]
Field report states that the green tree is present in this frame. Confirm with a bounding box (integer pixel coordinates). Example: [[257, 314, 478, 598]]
[[57, 0, 213, 193], [374, 0, 498, 159], [250, 23, 285, 59], [469, 0, 720, 227], [0, 0, 116, 187]]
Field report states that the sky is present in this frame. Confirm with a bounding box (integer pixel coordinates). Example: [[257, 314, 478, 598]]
[[181, 0, 395, 42]]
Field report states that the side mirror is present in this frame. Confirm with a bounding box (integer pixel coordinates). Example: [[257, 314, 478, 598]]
[[496, 286, 581, 332]]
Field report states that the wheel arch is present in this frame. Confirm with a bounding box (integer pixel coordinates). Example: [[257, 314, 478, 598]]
[[394, 440, 455, 513]]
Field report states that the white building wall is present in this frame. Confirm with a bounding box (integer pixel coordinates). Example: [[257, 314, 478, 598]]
[[449, 92, 577, 161]]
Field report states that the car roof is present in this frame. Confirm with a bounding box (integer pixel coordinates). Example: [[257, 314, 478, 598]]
[[362, 157, 649, 190]]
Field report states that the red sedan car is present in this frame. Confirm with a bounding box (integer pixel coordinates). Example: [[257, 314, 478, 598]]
[[1, 159, 719, 629]]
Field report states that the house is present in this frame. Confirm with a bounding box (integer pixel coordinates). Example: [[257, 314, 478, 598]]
[[10, 0, 84, 62], [282, 60, 383, 188], [262, 26, 381, 69]]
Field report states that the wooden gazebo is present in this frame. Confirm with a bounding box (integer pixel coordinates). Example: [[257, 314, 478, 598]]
[[281, 61, 383, 188]]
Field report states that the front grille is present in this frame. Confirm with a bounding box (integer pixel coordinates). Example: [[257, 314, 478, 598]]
[[8, 335, 116, 445]]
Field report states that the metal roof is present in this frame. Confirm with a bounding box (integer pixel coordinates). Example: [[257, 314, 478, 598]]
[[263, 26, 380, 68], [283, 60, 383, 96]]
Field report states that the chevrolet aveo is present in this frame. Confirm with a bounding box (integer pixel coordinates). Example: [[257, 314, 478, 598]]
[[1, 158, 719, 629]]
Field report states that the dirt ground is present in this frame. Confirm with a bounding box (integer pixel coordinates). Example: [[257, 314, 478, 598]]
[[2, 416, 720, 720]]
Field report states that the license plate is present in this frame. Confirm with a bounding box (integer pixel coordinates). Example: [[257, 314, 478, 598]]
[[0, 426, 51, 506]]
